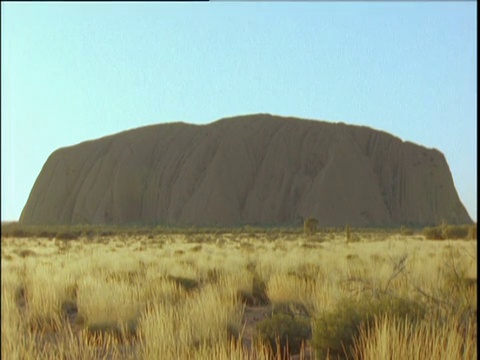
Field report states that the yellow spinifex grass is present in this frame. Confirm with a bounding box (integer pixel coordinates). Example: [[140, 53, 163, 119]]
[[140, 282, 242, 359], [76, 274, 143, 325], [1, 230, 477, 359], [2, 277, 30, 359], [354, 314, 477, 360], [267, 273, 316, 304]]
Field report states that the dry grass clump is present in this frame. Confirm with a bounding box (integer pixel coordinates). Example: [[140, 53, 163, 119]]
[[140, 282, 242, 358], [266, 274, 315, 306], [2, 279, 30, 359], [354, 314, 477, 360]]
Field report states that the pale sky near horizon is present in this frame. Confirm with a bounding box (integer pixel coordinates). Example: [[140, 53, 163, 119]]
[[1, 2, 477, 222]]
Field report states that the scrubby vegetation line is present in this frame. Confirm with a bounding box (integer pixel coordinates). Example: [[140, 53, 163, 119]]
[[3, 220, 475, 241]]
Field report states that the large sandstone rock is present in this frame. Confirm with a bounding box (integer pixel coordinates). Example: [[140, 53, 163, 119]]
[[19, 114, 472, 227]]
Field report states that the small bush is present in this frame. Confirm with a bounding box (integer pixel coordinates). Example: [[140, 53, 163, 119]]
[[345, 224, 351, 242], [347, 233, 361, 243], [271, 302, 311, 318], [423, 224, 473, 240], [313, 295, 425, 359], [83, 318, 138, 344], [468, 224, 477, 240], [345, 225, 360, 243], [442, 225, 469, 240], [61, 300, 78, 319], [166, 275, 199, 291], [227, 322, 241, 342], [400, 226, 414, 236], [190, 244, 202, 252], [257, 313, 311, 356], [15, 286, 28, 308], [17, 249, 36, 258], [12, 228, 29, 237], [100, 230, 114, 237], [56, 231, 81, 240], [252, 274, 270, 305], [1, 222, 30, 237], [304, 217, 318, 235], [84, 322, 124, 343], [37, 230, 56, 239], [236, 289, 256, 306], [423, 226, 444, 240]]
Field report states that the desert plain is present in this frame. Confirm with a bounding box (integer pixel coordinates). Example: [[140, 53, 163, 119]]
[[1, 226, 477, 359]]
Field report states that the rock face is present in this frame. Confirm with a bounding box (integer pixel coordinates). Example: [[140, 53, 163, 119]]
[[20, 114, 472, 227]]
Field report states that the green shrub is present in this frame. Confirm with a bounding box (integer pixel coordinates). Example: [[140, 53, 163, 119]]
[[400, 226, 414, 236], [56, 231, 81, 240], [12, 228, 29, 237], [257, 313, 311, 356], [100, 230, 115, 237], [313, 295, 425, 359], [304, 217, 318, 235], [468, 224, 477, 240], [1, 222, 31, 238], [37, 230, 56, 239], [423, 226, 444, 240], [423, 224, 473, 240], [442, 225, 469, 239]]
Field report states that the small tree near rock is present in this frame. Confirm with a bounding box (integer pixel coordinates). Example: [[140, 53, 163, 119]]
[[304, 217, 318, 236]]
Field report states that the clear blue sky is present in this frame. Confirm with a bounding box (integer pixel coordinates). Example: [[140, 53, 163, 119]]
[[1, 2, 477, 222]]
